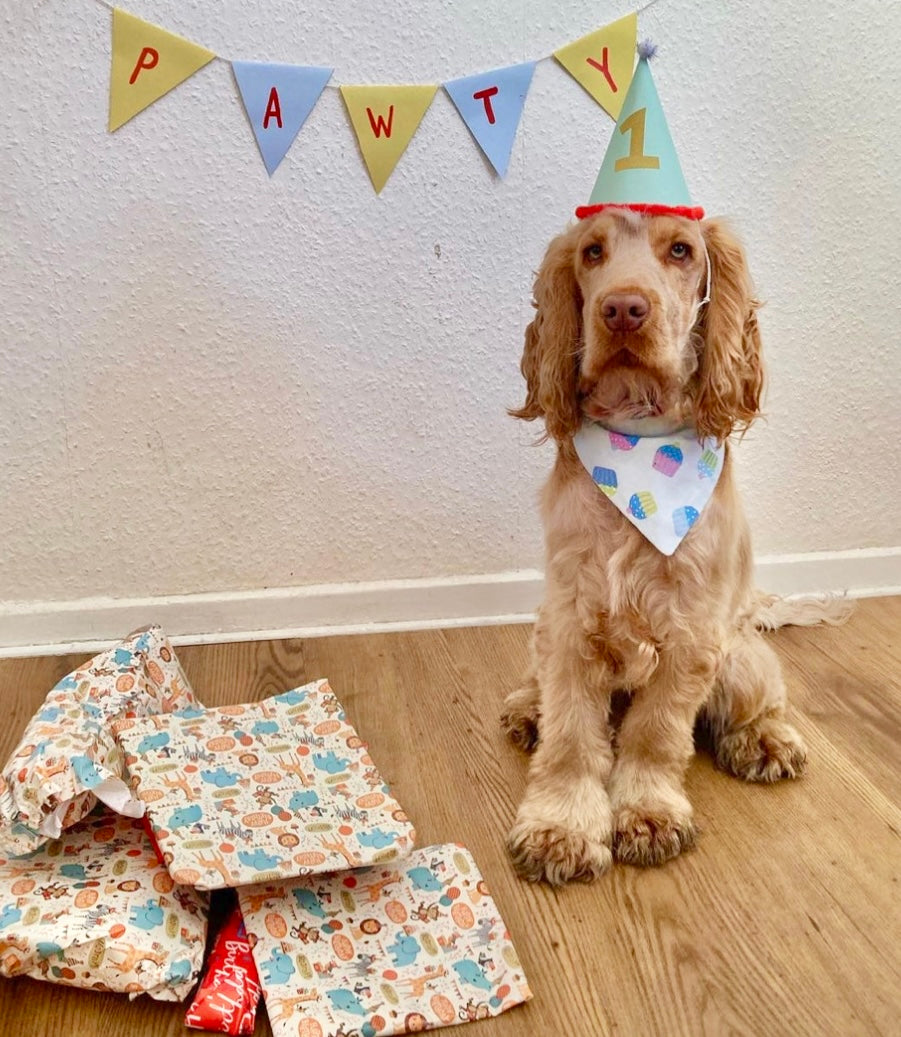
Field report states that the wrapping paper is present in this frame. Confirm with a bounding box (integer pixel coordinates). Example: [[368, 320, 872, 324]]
[[0, 626, 197, 857], [0, 808, 208, 1000], [238, 844, 532, 1036], [185, 896, 262, 1034], [115, 680, 416, 890]]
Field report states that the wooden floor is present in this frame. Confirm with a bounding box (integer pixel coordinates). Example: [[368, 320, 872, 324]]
[[1, 598, 899, 1037]]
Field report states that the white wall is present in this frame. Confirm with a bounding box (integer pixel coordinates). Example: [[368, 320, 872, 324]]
[[2, 0, 900, 633]]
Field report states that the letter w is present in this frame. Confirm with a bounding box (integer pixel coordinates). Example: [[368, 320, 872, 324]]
[[366, 105, 394, 138]]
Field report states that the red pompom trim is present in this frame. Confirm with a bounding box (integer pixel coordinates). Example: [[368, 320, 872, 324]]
[[575, 202, 705, 221]]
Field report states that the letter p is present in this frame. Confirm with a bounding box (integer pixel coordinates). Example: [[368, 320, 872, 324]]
[[129, 46, 159, 86]]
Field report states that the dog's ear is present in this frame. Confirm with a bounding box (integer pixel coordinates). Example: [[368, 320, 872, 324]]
[[693, 218, 764, 442], [509, 231, 583, 441]]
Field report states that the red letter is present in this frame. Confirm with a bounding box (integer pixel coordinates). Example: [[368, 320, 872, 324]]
[[472, 85, 499, 125], [366, 105, 394, 139], [129, 46, 159, 85], [263, 87, 282, 129], [586, 46, 617, 93]]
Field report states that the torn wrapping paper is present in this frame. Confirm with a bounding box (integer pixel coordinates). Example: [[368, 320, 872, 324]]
[[0, 808, 208, 1000], [0, 626, 198, 858], [185, 894, 262, 1034], [238, 844, 531, 1036], [115, 680, 416, 890]]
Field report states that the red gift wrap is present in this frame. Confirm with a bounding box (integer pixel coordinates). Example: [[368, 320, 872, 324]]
[[186, 899, 262, 1035]]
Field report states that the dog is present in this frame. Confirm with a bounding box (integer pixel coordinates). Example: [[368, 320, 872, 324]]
[[502, 208, 846, 884]]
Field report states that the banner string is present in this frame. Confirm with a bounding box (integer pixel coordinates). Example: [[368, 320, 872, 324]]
[[92, 0, 667, 87]]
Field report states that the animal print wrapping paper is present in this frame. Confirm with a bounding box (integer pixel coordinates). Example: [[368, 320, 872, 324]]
[[0, 626, 198, 858], [114, 680, 416, 891], [0, 808, 208, 1000], [238, 844, 532, 1036]]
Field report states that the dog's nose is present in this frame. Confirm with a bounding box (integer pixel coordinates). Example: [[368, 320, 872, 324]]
[[602, 293, 650, 332]]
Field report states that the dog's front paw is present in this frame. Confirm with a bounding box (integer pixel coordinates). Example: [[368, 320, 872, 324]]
[[715, 717, 807, 783], [508, 818, 612, 885], [613, 803, 697, 867], [500, 687, 541, 752]]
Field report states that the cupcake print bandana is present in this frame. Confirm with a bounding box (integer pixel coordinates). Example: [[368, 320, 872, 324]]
[[573, 423, 725, 555]]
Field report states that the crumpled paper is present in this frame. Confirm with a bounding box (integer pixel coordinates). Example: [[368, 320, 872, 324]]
[[115, 680, 416, 890], [0, 626, 198, 857], [238, 844, 532, 1036], [0, 808, 208, 1000], [185, 894, 262, 1034]]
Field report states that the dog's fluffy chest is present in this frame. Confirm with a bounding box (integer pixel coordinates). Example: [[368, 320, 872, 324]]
[[543, 445, 746, 678]]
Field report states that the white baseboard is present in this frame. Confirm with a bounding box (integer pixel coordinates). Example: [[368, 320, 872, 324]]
[[1, 547, 898, 658], [0, 571, 546, 658], [753, 546, 901, 600]]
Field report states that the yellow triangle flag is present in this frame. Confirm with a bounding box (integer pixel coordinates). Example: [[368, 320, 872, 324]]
[[340, 85, 437, 194], [109, 8, 216, 132], [553, 13, 638, 119]]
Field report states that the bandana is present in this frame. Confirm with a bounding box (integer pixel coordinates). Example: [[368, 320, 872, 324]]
[[573, 422, 725, 555]]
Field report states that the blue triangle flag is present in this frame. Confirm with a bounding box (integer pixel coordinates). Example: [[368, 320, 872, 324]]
[[232, 61, 332, 175], [444, 62, 535, 178]]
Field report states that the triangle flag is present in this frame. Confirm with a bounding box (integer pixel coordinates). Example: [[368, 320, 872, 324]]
[[340, 85, 437, 194], [108, 8, 216, 132], [553, 13, 637, 119], [578, 47, 701, 219], [443, 62, 535, 178], [233, 62, 333, 175]]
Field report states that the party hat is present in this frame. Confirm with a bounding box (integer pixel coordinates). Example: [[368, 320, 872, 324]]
[[576, 42, 703, 220]]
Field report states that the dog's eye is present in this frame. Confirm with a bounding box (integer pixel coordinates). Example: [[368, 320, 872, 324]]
[[583, 244, 603, 263], [670, 242, 691, 260]]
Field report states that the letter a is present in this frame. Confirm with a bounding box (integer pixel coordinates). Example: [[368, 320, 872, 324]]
[[232, 62, 332, 175], [263, 87, 282, 129]]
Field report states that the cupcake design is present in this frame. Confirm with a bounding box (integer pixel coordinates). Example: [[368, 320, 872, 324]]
[[673, 506, 700, 537], [114, 680, 416, 891], [608, 432, 640, 451], [652, 444, 683, 477], [697, 449, 719, 479], [629, 492, 657, 519], [239, 844, 531, 1037], [591, 466, 618, 497], [572, 422, 726, 556]]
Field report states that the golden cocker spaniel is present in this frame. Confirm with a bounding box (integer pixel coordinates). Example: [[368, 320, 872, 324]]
[[503, 209, 843, 884]]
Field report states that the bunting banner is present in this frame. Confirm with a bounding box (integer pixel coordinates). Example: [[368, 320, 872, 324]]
[[232, 62, 333, 175], [552, 13, 638, 119], [340, 84, 438, 193], [108, 7, 215, 132], [102, 5, 656, 194], [444, 62, 536, 178]]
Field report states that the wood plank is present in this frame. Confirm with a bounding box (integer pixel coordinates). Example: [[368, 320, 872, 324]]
[[773, 596, 901, 802], [0, 600, 898, 1036]]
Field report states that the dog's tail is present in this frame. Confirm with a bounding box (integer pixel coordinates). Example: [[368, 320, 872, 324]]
[[748, 591, 855, 632]]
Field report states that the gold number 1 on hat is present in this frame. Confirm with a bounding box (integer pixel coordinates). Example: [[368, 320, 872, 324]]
[[614, 108, 660, 171]]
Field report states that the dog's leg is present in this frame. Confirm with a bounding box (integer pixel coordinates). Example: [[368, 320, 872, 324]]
[[610, 644, 717, 867], [507, 617, 614, 884], [702, 630, 807, 782], [501, 633, 542, 752], [501, 673, 541, 752]]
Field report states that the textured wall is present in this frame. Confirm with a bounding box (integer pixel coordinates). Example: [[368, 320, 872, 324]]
[[1, 0, 899, 604]]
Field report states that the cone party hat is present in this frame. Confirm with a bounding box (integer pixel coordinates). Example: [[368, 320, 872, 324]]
[[576, 42, 703, 221]]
